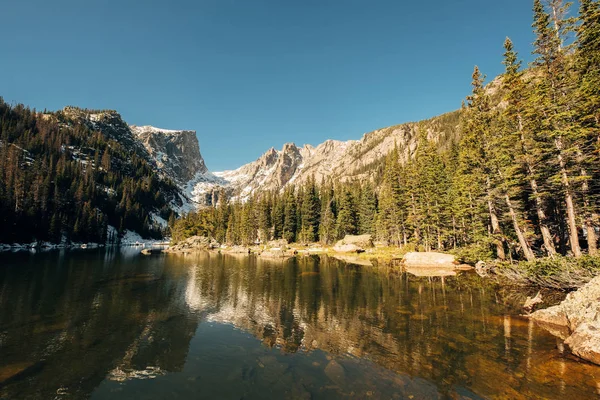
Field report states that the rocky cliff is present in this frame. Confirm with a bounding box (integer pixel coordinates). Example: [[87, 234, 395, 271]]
[[131, 125, 208, 186], [61, 106, 212, 211]]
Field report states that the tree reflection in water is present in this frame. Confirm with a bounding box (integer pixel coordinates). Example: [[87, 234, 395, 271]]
[[0, 249, 599, 399]]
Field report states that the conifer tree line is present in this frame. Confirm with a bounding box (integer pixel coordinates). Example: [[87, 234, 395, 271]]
[[173, 0, 600, 261], [0, 100, 178, 244]]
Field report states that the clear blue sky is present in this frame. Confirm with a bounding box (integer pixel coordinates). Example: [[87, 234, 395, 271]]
[[1, 0, 548, 170]]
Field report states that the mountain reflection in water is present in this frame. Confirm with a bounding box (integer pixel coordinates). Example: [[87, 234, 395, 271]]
[[0, 249, 599, 399]]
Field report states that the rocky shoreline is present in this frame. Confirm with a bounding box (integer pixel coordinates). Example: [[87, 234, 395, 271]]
[[161, 235, 473, 275], [530, 276, 600, 366]]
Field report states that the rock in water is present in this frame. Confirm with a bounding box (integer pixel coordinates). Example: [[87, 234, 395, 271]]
[[531, 275, 600, 365], [403, 252, 456, 267], [565, 323, 600, 365], [164, 236, 219, 253], [523, 291, 543, 314]]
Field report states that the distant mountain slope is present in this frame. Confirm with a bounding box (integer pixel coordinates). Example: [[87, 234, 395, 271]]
[[193, 110, 462, 203], [0, 101, 212, 243]]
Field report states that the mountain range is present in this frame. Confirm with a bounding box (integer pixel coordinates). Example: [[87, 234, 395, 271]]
[[0, 96, 463, 244], [58, 104, 464, 211]]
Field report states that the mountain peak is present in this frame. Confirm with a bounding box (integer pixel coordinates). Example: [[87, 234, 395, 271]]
[[133, 124, 207, 185], [130, 125, 195, 136]]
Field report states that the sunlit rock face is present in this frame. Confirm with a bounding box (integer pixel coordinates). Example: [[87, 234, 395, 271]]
[[131, 125, 208, 186], [532, 275, 600, 365]]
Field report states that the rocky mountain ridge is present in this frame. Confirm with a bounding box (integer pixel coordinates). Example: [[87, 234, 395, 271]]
[[131, 125, 208, 186], [61, 107, 209, 210], [192, 109, 462, 203], [60, 104, 463, 209]]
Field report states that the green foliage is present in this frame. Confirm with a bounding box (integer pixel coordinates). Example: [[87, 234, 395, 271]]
[[451, 242, 495, 266], [494, 255, 600, 289], [11, 0, 595, 268]]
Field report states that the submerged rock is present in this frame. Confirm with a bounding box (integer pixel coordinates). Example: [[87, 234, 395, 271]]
[[531, 275, 600, 365], [324, 360, 346, 386], [404, 267, 457, 277]]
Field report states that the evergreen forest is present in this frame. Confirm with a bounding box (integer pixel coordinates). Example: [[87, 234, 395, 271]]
[[172, 0, 600, 262], [0, 101, 178, 244]]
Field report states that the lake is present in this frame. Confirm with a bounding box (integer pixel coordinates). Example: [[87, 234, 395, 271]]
[[0, 249, 599, 399]]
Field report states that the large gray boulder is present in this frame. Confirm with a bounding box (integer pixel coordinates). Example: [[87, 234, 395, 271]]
[[338, 234, 373, 248], [333, 235, 373, 253], [531, 275, 600, 365]]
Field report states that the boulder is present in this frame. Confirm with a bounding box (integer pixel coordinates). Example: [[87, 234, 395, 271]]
[[332, 235, 373, 253], [565, 323, 600, 365], [531, 275, 600, 365], [259, 248, 292, 259], [403, 252, 456, 267], [337, 234, 373, 248], [333, 243, 362, 253], [164, 236, 219, 253]]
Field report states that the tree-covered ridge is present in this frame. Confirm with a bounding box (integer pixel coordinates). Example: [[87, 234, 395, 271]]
[[0, 99, 180, 244], [173, 0, 600, 263]]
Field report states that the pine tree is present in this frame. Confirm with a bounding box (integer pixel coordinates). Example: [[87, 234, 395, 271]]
[[532, 0, 583, 256], [502, 38, 556, 257], [257, 195, 272, 242], [272, 199, 284, 240], [459, 67, 506, 259], [575, 0, 600, 254], [283, 188, 297, 243], [319, 181, 337, 244], [358, 182, 377, 235], [378, 148, 406, 245], [299, 176, 320, 243], [336, 188, 358, 237]]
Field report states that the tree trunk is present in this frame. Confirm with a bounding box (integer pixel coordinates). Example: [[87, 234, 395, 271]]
[[556, 139, 581, 257], [518, 115, 557, 256], [452, 216, 457, 250], [411, 193, 420, 244], [581, 171, 597, 255], [486, 178, 506, 260], [505, 194, 536, 261], [529, 174, 557, 257]]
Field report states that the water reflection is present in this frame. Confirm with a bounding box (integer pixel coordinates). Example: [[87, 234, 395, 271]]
[[0, 250, 599, 399]]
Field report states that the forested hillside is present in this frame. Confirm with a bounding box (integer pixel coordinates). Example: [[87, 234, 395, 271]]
[[173, 0, 600, 262], [0, 100, 180, 244]]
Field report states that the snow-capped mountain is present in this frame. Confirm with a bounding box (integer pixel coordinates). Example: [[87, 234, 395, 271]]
[[61, 107, 212, 211], [62, 106, 461, 208], [191, 109, 461, 203]]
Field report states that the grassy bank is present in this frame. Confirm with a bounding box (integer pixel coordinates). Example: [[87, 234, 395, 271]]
[[490, 256, 600, 291]]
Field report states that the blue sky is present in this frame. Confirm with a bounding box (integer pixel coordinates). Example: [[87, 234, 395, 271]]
[[1, 0, 548, 170]]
